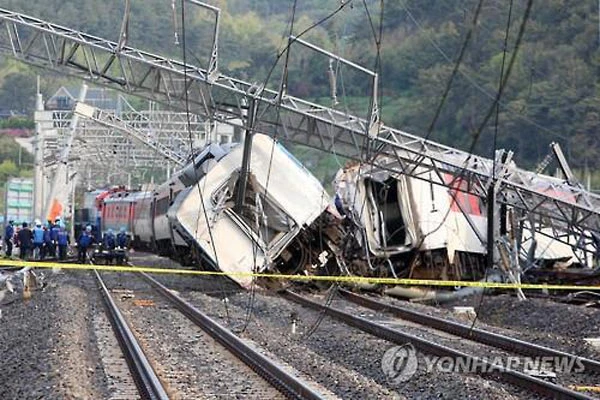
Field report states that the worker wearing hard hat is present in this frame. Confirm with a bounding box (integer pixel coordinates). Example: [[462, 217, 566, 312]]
[[32, 220, 44, 260], [57, 224, 70, 261], [77, 225, 94, 263]]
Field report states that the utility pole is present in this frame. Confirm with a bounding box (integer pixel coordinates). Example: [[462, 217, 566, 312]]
[[33, 76, 45, 220], [234, 97, 256, 214], [486, 185, 496, 270], [44, 83, 88, 222]]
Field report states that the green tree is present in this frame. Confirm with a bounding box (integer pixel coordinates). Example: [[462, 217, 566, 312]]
[[0, 160, 19, 183], [0, 72, 37, 113]]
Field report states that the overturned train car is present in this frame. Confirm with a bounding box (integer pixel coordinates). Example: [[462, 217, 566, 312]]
[[97, 134, 339, 287]]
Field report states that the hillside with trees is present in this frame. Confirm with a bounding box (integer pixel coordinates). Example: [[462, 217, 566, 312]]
[[0, 0, 598, 184]]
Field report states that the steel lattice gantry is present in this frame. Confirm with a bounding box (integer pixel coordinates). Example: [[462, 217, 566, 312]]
[[1, 7, 599, 246], [35, 86, 211, 191]]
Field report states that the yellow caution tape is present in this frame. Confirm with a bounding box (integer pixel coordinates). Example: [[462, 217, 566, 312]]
[[0, 258, 598, 291], [569, 386, 600, 393]]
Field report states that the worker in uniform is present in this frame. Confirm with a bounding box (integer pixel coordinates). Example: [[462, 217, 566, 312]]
[[17, 222, 33, 260], [57, 225, 70, 261], [32, 220, 45, 260], [102, 229, 116, 264], [4, 220, 14, 258], [77, 225, 93, 263], [115, 227, 129, 265], [42, 223, 53, 260], [116, 227, 128, 248], [50, 219, 61, 259]]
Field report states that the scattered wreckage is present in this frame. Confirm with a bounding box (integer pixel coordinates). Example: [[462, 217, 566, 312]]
[[80, 137, 599, 293], [333, 158, 599, 291], [0, 267, 45, 308]]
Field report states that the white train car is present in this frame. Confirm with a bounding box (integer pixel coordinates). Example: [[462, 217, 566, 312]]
[[132, 193, 153, 247], [335, 164, 487, 279], [169, 134, 331, 287], [335, 161, 592, 280]]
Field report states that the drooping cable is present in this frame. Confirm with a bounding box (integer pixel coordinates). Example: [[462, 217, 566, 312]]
[[470, 0, 514, 333], [401, 0, 569, 142], [408, 0, 533, 258], [180, 0, 230, 322], [404, 1, 568, 139], [423, 0, 484, 140], [464, 0, 533, 157], [252, 0, 355, 117]]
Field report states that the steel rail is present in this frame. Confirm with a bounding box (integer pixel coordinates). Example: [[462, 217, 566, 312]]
[[139, 271, 323, 400], [338, 289, 600, 374], [283, 290, 594, 400], [93, 269, 170, 400]]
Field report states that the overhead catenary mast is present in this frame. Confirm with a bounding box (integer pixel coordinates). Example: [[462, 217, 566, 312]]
[[44, 83, 88, 222]]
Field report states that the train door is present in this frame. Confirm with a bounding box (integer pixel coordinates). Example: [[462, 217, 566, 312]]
[[366, 177, 409, 251]]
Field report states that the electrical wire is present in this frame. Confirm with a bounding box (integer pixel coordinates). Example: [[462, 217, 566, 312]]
[[341, 0, 533, 285], [464, 0, 533, 157], [180, 0, 230, 322], [405, 0, 533, 253], [252, 0, 355, 118], [238, 0, 353, 333], [400, 0, 570, 142], [470, 0, 514, 333], [421, 0, 484, 140], [236, 0, 300, 334], [345, 0, 389, 275]]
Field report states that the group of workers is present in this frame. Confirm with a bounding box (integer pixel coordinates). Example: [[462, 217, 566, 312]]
[[3, 219, 129, 264], [3, 219, 70, 261], [77, 226, 129, 264]]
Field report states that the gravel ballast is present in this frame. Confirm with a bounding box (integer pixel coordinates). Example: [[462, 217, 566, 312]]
[[0, 270, 117, 399]]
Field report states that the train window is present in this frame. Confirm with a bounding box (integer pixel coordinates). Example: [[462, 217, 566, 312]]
[[155, 197, 170, 215]]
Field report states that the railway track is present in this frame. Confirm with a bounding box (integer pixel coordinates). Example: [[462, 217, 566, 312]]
[[338, 289, 600, 374], [137, 270, 324, 400], [93, 257, 325, 399], [94, 269, 170, 400], [282, 290, 597, 400]]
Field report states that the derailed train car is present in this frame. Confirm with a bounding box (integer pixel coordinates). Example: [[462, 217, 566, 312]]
[[97, 134, 339, 287], [334, 163, 487, 281], [168, 134, 336, 287], [91, 138, 592, 288], [334, 162, 588, 281]]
